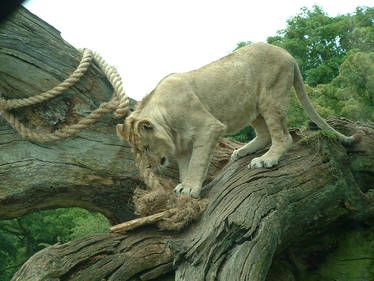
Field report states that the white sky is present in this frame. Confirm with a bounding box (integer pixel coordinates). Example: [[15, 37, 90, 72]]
[[23, 0, 373, 101]]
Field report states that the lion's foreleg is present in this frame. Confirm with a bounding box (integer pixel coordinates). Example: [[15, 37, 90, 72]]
[[174, 124, 224, 198], [177, 153, 191, 183]]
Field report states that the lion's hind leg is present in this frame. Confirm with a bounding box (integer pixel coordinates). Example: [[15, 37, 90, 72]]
[[231, 115, 271, 161], [250, 108, 292, 168]]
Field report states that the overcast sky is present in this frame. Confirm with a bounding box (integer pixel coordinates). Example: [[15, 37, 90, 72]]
[[23, 0, 373, 101]]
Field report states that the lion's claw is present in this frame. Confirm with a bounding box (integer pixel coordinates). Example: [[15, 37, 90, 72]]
[[249, 156, 278, 169], [174, 183, 201, 198]]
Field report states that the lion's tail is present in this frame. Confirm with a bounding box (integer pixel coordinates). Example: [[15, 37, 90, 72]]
[[293, 62, 357, 145]]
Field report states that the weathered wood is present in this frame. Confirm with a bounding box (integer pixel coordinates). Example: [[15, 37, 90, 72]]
[[171, 118, 374, 281], [11, 117, 374, 281], [0, 6, 141, 224], [109, 208, 178, 234], [12, 230, 174, 281], [2, 7, 374, 281]]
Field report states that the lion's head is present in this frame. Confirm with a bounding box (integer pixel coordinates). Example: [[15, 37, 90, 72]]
[[116, 117, 175, 174]]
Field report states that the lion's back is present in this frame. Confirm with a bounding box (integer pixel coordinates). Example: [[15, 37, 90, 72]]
[[179, 43, 295, 132], [143, 43, 296, 134]]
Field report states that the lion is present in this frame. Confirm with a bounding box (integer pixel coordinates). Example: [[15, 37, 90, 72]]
[[117, 42, 356, 198]]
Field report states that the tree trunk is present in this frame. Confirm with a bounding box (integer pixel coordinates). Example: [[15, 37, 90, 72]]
[[2, 7, 374, 281]]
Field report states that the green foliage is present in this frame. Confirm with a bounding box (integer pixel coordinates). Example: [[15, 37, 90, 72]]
[[0, 228, 18, 281], [267, 5, 374, 126], [334, 51, 374, 121], [301, 51, 374, 123], [300, 129, 338, 147], [287, 89, 308, 128], [70, 211, 110, 240], [233, 41, 252, 52], [267, 6, 374, 86], [267, 6, 348, 86], [225, 125, 255, 143], [0, 208, 109, 280], [346, 7, 374, 52]]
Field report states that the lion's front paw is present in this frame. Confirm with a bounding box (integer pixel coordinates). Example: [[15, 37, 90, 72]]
[[249, 156, 278, 169], [174, 183, 201, 198]]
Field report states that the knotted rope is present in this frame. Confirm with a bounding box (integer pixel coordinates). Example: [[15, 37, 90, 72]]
[[131, 142, 208, 231], [0, 49, 130, 142]]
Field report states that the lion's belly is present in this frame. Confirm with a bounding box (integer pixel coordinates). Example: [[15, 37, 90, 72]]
[[214, 97, 258, 135], [197, 86, 259, 135], [189, 60, 261, 135]]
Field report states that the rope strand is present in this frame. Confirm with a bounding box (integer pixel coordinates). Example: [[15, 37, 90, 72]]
[[0, 49, 130, 143]]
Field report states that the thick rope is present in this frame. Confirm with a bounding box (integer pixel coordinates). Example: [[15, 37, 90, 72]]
[[0, 49, 130, 142], [132, 147, 208, 231], [0, 49, 92, 110]]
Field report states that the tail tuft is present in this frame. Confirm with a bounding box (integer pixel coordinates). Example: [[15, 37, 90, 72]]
[[340, 133, 360, 146], [353, 133, 362, 144]]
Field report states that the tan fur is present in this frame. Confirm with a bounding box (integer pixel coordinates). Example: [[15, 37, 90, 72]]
[[117, 42, 355, 198]]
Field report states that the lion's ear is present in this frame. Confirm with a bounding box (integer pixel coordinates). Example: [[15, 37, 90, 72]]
[[137, 119, 153, 132], [116, 124, 127, 140]]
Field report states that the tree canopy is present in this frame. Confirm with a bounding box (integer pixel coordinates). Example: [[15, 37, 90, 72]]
[[267, 5, 374, 86], [0, 209, 109, 280]]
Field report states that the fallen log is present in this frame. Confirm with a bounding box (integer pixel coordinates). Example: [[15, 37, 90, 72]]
[[1, 6, 374, 281], [11, 117, 374, 281], [172, 119, 374, 281]]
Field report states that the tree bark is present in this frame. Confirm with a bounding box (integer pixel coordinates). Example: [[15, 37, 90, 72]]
[[172, 120, 374, 281], [11, 118, 374, 281], [0, 6, 141, 224], [2, 7, 374, 281]]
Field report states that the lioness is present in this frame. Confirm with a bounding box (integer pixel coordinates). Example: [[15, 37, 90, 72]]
[[117, 42, 355, 198]]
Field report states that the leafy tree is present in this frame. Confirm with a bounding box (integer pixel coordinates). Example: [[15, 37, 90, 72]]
[[225, 125, 255, 143], [264, 5, 374, 126], [0, 227, 18, 281], [267, 6, 350, 86], [288, 51, 374, 126], [268, 6, 374, 86], [345, 7, 374, 52], [331, 51, 374, 121], [0, 208, 109, 280], [233, 41, 252, 52], [69, 211, 110, 240]]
